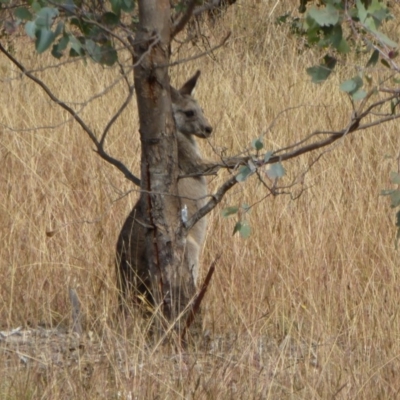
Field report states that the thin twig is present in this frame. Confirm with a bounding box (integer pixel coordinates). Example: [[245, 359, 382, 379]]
[[0, 42, 141, 186], [100, 83, 134, 146], [172, 0, 197, 38], [160, 32, 231, 68], [180, 253, 220, 345]]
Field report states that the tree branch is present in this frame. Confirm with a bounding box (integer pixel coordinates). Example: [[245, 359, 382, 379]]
[[185, 173, 238, 231], [0, 42, 141, 187], [185, 91, 400, 228], [171, 0, 197, 38], [161, 31, 231, 68]]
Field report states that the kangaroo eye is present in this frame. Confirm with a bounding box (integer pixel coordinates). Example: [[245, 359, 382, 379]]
[[184, 110, 195, 117]]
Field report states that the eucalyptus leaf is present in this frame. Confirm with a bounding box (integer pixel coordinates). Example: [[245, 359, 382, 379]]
[[35, 28, 55, 53], [356, 0, 367, 23], [99, 44, 118, 66], [308, 4, 339, 27], [25, 21, 36, 39], [35, 7, 58, 29], [236, 166, 253, 182], [307, 55, 337, 83], [264, 151, 273, 163], [222, 206, 239, 218], [390, 171, 400, 184], [14, 7, 33, 21], [252, 138, 264, 150], [86, 39, 102, 62], [233, 221, 242, 236], [239, 221, 251, 239], [69, 35, 84, 57], [352, 89, 367, 101], [390, 190, 400, 208], [340, 76, 363, 94], [101, 12, 119, 27], [366, 49, 379, 67], [267, 162, 286, 179]]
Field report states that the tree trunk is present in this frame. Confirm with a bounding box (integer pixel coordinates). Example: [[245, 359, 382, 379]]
[[133, 0, 196, 327]]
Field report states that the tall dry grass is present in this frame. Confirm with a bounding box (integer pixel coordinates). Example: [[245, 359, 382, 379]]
[[1, 1, 400, 398]]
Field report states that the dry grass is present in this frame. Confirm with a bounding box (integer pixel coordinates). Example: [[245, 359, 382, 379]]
[[1, 1, 400, 398]]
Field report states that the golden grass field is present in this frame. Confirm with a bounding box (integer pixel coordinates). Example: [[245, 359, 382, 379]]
[[2, 1, 400, 398]]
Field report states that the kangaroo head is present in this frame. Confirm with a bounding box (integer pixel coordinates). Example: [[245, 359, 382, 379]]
[[170, 70, 213, 139]]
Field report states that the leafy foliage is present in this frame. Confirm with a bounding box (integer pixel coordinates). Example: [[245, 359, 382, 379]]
[[281, 0, 397, 99], [2, 0, 136, 65]]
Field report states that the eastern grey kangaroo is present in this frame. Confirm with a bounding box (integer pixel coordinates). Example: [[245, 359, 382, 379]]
[[116, 70, 212, 308]]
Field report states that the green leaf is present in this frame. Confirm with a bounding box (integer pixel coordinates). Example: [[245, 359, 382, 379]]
[[337, 37, 350, 53], [35, 7, 58, 29], [232, 221, 251, 238], [110, 0, 135, 15], [50, 21, 63, 40], [99, 43, 118, 66], [267, 162, 286, 179], [62, 0, 76, 15], [236, 165, 253, 182], [121, 0, 135, 12], [307, 65, 331, 83], [308, 4, 339, 26], [221, 206, 239, 218], [390, 171, 400, 184], [25, 21, 36, 38], [352, 89, 367, 101], [356, 0, 368, 23], [340, 79, 357, 93], [252, 138, 263, 150], [31, 1, 41, 13], [14, 7, 33, 20], [35, 28, 55, 53], [372, 29, 397, 48], [86, 39, 102, 62], [390, 190, 400, 208], [325, 23, 343, 49], [69, 35, 84, 57], [239, 221, 251, 239], [51, 35, 69, 58], [340, 76, 363, 94], [101, 12, 119, 27], [381, 59, 390, 68], [366, 49, 379, 67], [307, 54, 337, 83], [264, 151, 273, 163], [110, 0, 121, 15], [233, 221, 242, 236]]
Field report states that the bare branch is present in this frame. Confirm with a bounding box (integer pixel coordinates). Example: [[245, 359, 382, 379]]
[[184, 90, 400, 226], [0, 42, 141, 187], [185, 174, 238, 231], [161, 32, 231, 68], [180, 253, 220, 346], [100, 81, 134, 146], [172, 0, 197, 38]]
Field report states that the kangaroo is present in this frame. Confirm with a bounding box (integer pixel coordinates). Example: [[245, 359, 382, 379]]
[[116, 70, 212, 308]]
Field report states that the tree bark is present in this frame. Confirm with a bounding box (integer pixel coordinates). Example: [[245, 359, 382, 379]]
[[133, 0, 196, 327]]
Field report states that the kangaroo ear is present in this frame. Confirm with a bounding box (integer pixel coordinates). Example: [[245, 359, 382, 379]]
[[179, 70, 201, 96], [170, 85, 180, 103]]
